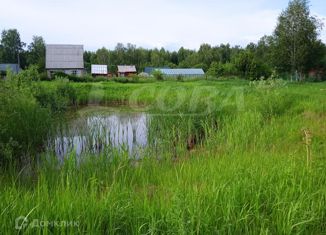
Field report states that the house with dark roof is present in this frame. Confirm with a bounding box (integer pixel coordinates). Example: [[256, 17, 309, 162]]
[[117, 65, 137, 77], [46, 44, 84, 78], [0, 64, 21, 75]]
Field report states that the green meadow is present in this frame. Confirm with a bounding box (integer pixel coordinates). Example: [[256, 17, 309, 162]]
[[1, 78, 326, 234]]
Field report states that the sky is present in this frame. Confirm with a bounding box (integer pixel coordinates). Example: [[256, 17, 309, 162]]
[[0, 0, 325, 51]]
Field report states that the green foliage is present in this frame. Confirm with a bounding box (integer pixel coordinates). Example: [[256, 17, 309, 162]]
[[34, 79, 77, 113], [234, 51, 272, 80], [112, 76, 142, 83], [176, 74, 183, 81], [0, 29, 25, 64], [0, 75, 51, 166], [16, 65, 41, 81], [51, 72, 107, 83], [95, 47, 110, 65], [26, 36, 45, 72], [0, 71, 79, 166], [272, 0, 323, 77], [207, 62, 238, 78], [153, 69, 164, 80]]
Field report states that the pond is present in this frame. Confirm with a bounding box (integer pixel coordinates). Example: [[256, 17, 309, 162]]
[[47, 106, 214, 161], [50, 106, 149, 160]]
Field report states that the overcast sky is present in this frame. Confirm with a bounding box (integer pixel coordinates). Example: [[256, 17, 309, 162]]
[[0, 0, 325, 51]]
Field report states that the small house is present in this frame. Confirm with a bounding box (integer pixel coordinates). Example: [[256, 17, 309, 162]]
[[46, 44, 84, 78], [117, 65, 137, 77], [91, 64, 108, 77], [0, 64, 21, 76]]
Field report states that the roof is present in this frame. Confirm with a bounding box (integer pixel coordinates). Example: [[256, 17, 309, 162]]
[[156, 68, 205, 76], [118, 65, 136, 73], [0, 64, 21, 74], [46, 44, 84, 69], [91, 64, 108, 74], [144, 67, 170, 74]]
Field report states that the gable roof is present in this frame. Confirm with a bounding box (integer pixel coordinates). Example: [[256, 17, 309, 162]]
[[0, 64, 21, 74], [118, 65, 136, 73], [157, 68, 205, 76], [46, 44, 84, 69], [91, 64, 108, 74]]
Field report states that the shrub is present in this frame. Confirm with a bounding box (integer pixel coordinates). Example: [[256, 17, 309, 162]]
[[207, 62, 238, 78], [93, 76, 108, 82], [112, 76, 142, 84], [40, 72, 50, 81], [53, 72, 108, 83], [177, 75, 183, 81], [222, 63, 238, 76], [53, 71, 69, 79], [34, 80, 77, 112], [0, 79, 52, 166], [234, 51, 272, 80], [131, 75, 140, 82], [16, 65, 41, 81], [153, 70, 164, 81]]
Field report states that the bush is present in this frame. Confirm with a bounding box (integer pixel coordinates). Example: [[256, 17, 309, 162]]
[[0, 79, 52, 166], [93, 76, 108, 82], [177, 75, 183, 81], [0, 71, 80, 166], [153, 70, 164, 81], [222, 63, 238, 76], [16, 65, 41, 81], [131, 75, 140, 82], [234, 51, 272, 80], [207, 62, 238, 78], [53, 71, 69, 79], [112, 76, 141, 83], [53, 72, 108, 83], [40, 72, 50, 81], [34, 80, 77, 113]]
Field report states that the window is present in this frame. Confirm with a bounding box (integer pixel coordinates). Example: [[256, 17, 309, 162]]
[[72, 70, 77, 76]]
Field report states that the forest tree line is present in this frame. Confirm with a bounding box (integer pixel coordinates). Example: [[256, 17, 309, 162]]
[[0, 0, 325, 80]]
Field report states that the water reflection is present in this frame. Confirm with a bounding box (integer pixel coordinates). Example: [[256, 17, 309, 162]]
[[53, 110, 148, 159]]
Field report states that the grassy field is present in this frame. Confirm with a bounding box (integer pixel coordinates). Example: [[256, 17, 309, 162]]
[[1, 79, 326, 234]]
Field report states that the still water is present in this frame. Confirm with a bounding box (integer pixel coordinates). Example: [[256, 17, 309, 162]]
[[51, 107, 149, 159]]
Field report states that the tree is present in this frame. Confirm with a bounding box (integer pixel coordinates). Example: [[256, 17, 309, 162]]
[[234, 50, 271, 80], [83, 51, 95, 73], [198, 44, 213, 71], [96, 47, 110, 65], [0, 44, 3, 62], [0, 29, 25, 65], [150, 48, 164, 67], [255, 35, 274, 65], [218, 44, 232, 63], [27, 36, 45, 71], [272, 0, 322, 79], [115, 43, 126, 65], [207, 62, 222, 78]]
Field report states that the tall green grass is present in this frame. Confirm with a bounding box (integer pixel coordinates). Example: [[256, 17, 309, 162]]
[[0, 75, 77, 167], [1, 79, 326, 234]]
